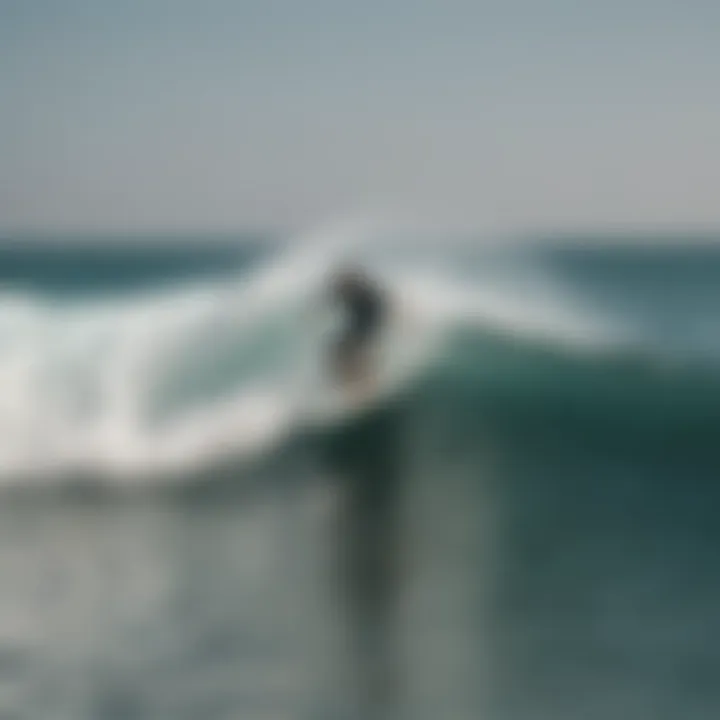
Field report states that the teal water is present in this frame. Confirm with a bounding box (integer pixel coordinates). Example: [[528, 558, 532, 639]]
[[0, 232, 718, 718]]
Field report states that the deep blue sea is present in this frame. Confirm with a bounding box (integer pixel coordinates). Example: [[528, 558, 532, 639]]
[[0, 228, 718, 719]]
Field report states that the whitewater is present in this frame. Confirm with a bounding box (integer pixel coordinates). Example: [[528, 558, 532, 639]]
[[0, 226, 718, 489]]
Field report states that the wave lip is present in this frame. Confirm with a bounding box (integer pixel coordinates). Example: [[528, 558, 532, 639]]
[[0, 232, 718, 490]]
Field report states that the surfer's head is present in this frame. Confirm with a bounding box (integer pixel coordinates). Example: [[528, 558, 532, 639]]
[[329, 266, 373, 301]]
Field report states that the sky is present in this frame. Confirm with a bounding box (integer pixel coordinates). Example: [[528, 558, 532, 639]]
[[1, 0, 720, 234]]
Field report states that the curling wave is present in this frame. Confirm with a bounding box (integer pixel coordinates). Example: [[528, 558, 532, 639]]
[[0, 229, 717, 491]]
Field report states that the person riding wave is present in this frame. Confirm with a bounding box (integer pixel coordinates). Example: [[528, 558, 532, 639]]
[[328, 267, 388, 387]]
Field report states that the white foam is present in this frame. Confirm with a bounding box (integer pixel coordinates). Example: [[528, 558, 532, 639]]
[[0, 226, 633, 487]]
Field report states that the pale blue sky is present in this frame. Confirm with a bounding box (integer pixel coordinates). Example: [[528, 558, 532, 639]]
[[2, 0, 720, 233]]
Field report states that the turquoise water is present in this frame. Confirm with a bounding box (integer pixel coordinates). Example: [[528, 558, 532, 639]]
[[0, 231, 718, 718]]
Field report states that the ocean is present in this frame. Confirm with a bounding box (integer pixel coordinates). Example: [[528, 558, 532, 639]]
[[0, 228, 718, 719]]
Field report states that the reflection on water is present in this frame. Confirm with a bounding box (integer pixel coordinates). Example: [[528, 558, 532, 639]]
[[0, 417, 493, 720], [0, 398, 718, 719]]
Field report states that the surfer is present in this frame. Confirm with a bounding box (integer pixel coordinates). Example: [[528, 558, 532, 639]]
[[328, 267, 388, 389]]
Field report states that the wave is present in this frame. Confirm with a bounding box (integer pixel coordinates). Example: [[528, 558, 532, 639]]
[[0, 227, 717, 491]]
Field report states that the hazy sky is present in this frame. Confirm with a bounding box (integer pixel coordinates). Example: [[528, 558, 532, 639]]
[[2, 0, 720, 233]]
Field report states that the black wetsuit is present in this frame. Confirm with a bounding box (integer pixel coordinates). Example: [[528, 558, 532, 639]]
[[333, 276, 386, 369], [345, 281, 384, 343]]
